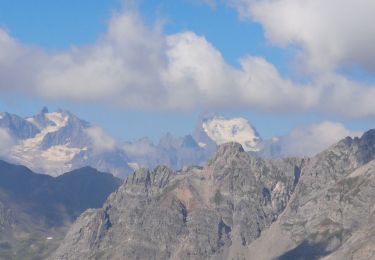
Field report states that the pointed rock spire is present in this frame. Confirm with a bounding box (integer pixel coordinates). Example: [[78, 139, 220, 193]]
[[41, 106, 49, 114]]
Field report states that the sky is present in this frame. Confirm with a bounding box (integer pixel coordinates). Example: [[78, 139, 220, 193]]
[[0, 0, 374, 143]]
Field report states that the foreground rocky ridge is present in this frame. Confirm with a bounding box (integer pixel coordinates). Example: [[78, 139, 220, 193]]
[[51, 130, 375, 260], [51, 143, 303, 259], [243, 130, 375, 260]]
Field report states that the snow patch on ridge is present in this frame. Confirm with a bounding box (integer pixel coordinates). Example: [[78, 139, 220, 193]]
[[45, 112, 69, 129], [202, 116, 261, 152], [13, 112, 68, 151], [198, 142, 207, 148], [25, 117, 38, 127], [41, 145, 85, 162]]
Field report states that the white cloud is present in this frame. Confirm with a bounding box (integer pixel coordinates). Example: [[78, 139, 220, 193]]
[[0, 128, 15, 156], [162, 33, 318, 111], [36, 12, 167, 107], [274, 121, 361, 157], [315, 74, 375, 117], [84, 127, 117, 152], [0, 9, 375, 117], [229, 0, 375, 73], [0, 29, 47, 93]]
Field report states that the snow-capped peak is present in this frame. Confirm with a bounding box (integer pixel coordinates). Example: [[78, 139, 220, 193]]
[[25, 107, 69, 131], [202, 116, 261, 152], [9, 109, 83, 176]]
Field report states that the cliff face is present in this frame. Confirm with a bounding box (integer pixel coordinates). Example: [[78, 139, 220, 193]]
[[51, 130, 375, 260], [51, 142, 303, 260], [245, 132, 375, 260]]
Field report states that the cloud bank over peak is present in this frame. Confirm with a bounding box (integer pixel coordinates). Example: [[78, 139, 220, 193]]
[[85, 126, 117, 153], [0, 7, 375, 117]]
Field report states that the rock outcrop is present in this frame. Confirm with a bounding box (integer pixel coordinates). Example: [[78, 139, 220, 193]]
[[51, 142, 303, 260], [51, 130, 375, 260]]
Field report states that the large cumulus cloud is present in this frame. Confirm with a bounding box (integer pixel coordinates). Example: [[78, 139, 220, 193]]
[[229, 0, 375, 73], [0, 7, 375, 116]]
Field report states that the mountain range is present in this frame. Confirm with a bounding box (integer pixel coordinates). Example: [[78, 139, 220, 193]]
[[0, 110, 374, 259], [0, 108, 264, 178], [0, 107, 132, 177], [50, 130, 375, 260], [1, 108, 353, 179]]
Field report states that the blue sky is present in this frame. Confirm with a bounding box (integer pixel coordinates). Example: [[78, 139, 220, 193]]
[[0, 0, 374, 141]]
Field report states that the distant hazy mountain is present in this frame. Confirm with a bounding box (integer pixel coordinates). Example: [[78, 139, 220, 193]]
[[1, 108, 267, 177], [0, 160, 121, 259], [0, 108, 354, 178], [0, 107, 132, 177], [51, 130, 375, 260], [123, 115, 263, 171], [123, 133, 210, 171]]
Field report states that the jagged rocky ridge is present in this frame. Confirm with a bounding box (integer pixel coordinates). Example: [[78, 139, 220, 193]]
[[51, 142, 303, 259], [250, 130, 375, 259], [51, 130, 375, 260]]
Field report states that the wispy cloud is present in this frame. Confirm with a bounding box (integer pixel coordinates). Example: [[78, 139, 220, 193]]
[[85, 127, 117, 152], [272, 121, 362, 157], [0, 128, 16, 156]]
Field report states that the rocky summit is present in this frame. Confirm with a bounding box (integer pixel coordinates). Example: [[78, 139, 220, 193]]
[[50, 130, 375, 260], [50, 142, 302, 260]]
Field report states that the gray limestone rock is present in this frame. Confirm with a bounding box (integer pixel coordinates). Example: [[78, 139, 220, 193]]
[[50, 130, 375, 260], [51, 143, 303, 260]]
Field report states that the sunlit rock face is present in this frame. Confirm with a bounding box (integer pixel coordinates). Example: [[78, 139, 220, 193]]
[[51, 130, 375, 260]]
